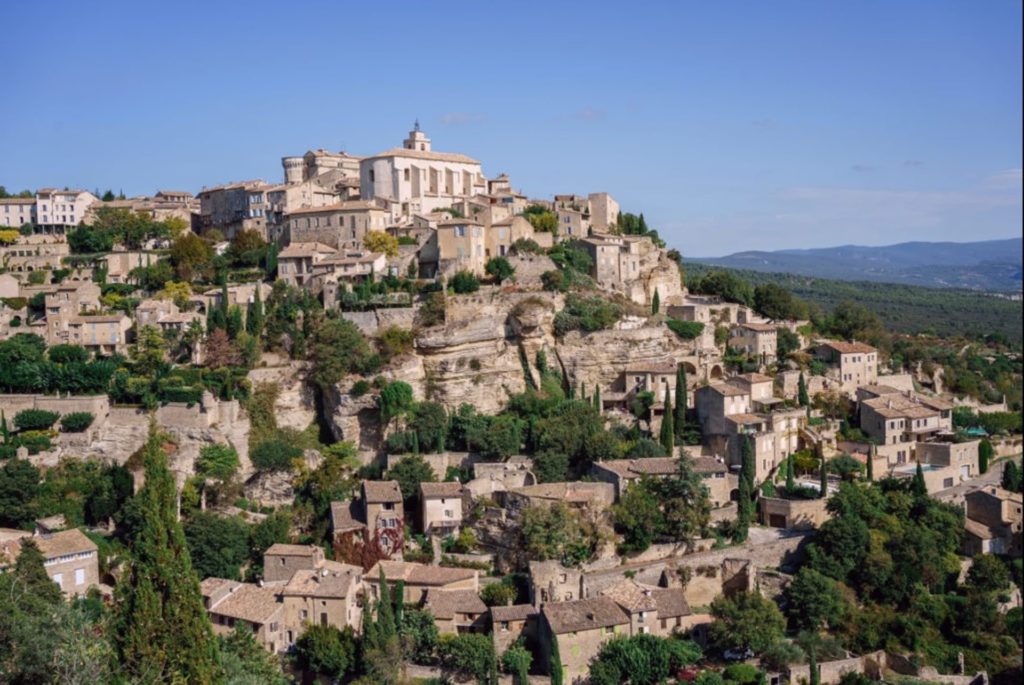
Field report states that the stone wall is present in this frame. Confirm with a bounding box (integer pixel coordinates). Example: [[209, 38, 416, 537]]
[[760, 496, 830, 530], [0, 394, 110, 420]]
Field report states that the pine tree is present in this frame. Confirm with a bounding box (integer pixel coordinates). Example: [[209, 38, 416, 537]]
[[674, 364, 688, 442], [866, 443, 876, 481], [798, 372, 809, 407], [652, 289, 660, 315], [912, 461, 927, 497], [785, 453, 795, 492], [246, 286, 264, 338], [660, 386, 674, 455], [593, 386, 601, 413], [114, 421, 223, 683], [550, 634, 564, 685]]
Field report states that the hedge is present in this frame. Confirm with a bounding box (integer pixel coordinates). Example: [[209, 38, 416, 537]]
[[14, 409, 60, 431], [60, 412, 95, 433], [667, 319, 705, 340]]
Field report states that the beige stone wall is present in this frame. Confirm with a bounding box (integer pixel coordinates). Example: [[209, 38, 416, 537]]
[[45, 550, 99, 596], [760, 496, 830, 530]]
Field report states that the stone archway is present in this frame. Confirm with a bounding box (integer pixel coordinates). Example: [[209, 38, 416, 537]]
[[710, 364, 724, 380]]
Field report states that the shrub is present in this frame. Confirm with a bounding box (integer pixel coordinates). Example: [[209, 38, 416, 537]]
[[554, 295, 622, 336], [196, 443, 240, 481], [13, 409, 60, 431], [541, 269, 569, 292], [250, 440, 302, 471], [723, 664, 760, 684], [350, 380, 371, 397], [485, 257, 515, 283], [14, 430, 52, 454], [377, 326, 415, 361], [667, 320, 705, 340], [60, 412, 95, 433], [450, 271, 480, 294], [510, 238, 544, 255]]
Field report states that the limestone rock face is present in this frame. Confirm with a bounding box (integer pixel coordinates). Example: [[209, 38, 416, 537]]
[[244, 470, 295, 508], [556, 324, 695, 393], [247, 360, 316, 433], [321, 383, 382, 462]]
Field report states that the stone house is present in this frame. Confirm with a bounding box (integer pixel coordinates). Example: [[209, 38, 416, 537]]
[[276, 241, 338, 287], [0, 528, 100, 597], [760, 495, 830, 530], [486, 215, 536, 259], [963, 485, 1023, 557], [196, 180, 271, 239], [590, 456, 731, 507], [279, 562, 365, 642], [814, 341, 879, 393], [423, 588, 488, 634], [0, 197, 36, 228], [34, 188, 99, 232], [859, 393, 954, 449], [504, 481, 615, 515], [263, 543, 325, 583], [365, 560, 478, 604], [492, 603, 539, 655], [729, 323, 778, 365], [134, 298, 203, 335], [201, 578, 287, 653], [435, 217, 487, 276], [419, 481, 465, 537], [44, 281, 101, 345], [916, 437, 979, 482], [360, 480, 404, 557], [285, 199, 390, 249], [540, 596, 631, 683], [579, 233, 643, 289], [598, 579, 691, 636], [66, 314, 132, 355], [529, 560, 584, 605]]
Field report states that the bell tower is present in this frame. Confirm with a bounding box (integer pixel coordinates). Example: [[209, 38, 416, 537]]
[[403, 119, 431, 152]]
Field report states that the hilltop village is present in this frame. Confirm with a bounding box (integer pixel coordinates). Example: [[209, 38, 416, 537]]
[[0, 126, 1021, 685]]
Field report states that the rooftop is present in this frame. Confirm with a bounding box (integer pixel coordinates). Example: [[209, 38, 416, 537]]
[[819, 340, 877, 355], [543, 596, 629, 635], [420, 482, 464, 498], [367, 147, 480, 165], [282, 566, 361, 598], [362, 480, 403, 503], [367, 560, 478, 586], [491, 603, 538, 622], [265, 543, 319, 557], [207, 582, 282, 624], [423, 588, 487, 619]]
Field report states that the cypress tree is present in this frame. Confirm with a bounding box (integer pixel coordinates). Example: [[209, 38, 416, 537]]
[[1, 409, 8, 442], [14, 538, 62, 606], [660, 386, 674, 455], [652, 288, 660, 315], [377, 568, 396, 641], [593, 386, 601, 413], [394, 579, 405, 627], [246, 286, 264, 338], [785, 453, 795, 492], [819, 453, 829, 499], [674, 364, 688, 442], [866, 443, 876, 481], [798, 371, 809, 407], [809, 648, 820, 685], [550, 634, 564, 685], [114, 421, 223, 683], [580, 382, 587, 403], [535, 349, 547, 377], [736, 434, 755, 541], [226, 305, 244, 339], [912, 461, 927, 497], [979, 439, 992, 475]]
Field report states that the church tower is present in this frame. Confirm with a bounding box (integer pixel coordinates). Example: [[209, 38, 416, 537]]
[[403, 119, 431, 152]]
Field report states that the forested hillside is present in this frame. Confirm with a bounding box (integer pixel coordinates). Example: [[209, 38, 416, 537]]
[[685, 262, 1023, 344]]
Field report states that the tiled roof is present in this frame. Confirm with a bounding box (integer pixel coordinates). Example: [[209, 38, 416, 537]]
[[543, 596, 629, 635], [738, 322, 776, 332], [651, 588, 690, 618], [420, 482, 464, 498], [726, 413, 767, 426], [367, 147, 480, 165], [278, 242, 338, 258], [690, 456, 729, 474], [282, 566, 361, 598], [858, 384, 902, 397], [265, 543, 318, 557], [362, 480, 402, 503], [330, 501, 366, 534], [35, 528, 97, 558], [733, 373, 774, 384], [820, 340, 876, 354], [208, 583, 282, 624], [862, 395, 940, 420], [423, 588, 487, 619], [705, 382, 749, 397], [367, 560, 477, 586], [491, 603, 538, 622], [600, 579, 658, 612], [624, 361, 678, 375]]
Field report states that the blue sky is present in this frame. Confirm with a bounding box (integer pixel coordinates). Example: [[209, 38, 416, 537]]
[[1, 0, 1020, 256]]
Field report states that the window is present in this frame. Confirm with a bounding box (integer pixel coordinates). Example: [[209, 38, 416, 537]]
[[500, 621, 509, 631], [300, 609, 308, 620], [75, 568, 85, 585], [604, 626, 614, 635], [53, 573, 63, 588]]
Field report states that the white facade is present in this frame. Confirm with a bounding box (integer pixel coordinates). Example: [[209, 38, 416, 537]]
[[34, 189, 98, 231]]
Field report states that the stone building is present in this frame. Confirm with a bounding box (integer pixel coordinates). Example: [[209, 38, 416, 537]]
[[963, 485, 1023, 557], [0, 234, 69, 276], [134, 298, 203, 337], [0, 197, 36, 228], [492, 603, 539, 655], [729, 322, 778, 365], [580, 234, 643, 289], [360, 480, 404, 557], [196, 180, 271, 239], [529, 560, 584, 605], [34, 188, 99, 233], [360, 123, 486, 220], [504, 482, 614, 514], [0, 528, 100, 597], [859, 393, 954, 449], [285, 200, 391, 248], [201, 578, 287, 652], [365, 560, 478, 604], [276, 242, 338, 287], [587, 192, 620, 232], [263, 543, 325, 583], [814, 340, 879, 393], [419, 481, 465, 537], [423, 588, 488, 634], [279, 562, 365, 640], [590, 456, 731, 507]]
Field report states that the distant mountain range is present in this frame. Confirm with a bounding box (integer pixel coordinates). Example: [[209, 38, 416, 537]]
[[693, 238, 1023, 291]]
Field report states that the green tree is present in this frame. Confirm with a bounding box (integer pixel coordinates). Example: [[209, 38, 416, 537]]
[[246, 286, 264, 338], [380, 380, 415, 426], [219, 623, 288, 684], [184, 511, 251, 580], [481, 580, 518, 607], [819, 454, 829, 498], [708, 591, 786, 654], [293, 624, 357, 681], [589, 633, 701, 685], [613, 479, 663, 552], [550, 633, 564, 685], [735, 435, 755, 541], [0, 458, 41, 528], [798, 371, 809, 407], [651, 289, 660, 315], [451, 270, 481, 294], [485, 257, 515, 283], [1002, 459, 1022, 492], [911, 461, 927, 497], [785, 453, 795, 492], [309, 318, 380, 389], [398, 607, 440, 664], [196, 443, 240, 481], [438, 632, 498, 684], [386, 454, 437, 503], [502, 641, 532, 685], [978, 438, 993, 475], [784, 567, 847, 631], [674, 364, 688, 442], [966, 553, 1010, 594], [114, 422, 223, 683], [659, 386, 674, 455]]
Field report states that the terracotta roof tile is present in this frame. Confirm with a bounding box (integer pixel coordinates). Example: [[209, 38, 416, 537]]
[[362, 480, 402, 503], [543, 596, 629, 635], [423, 588, 487, 619]]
